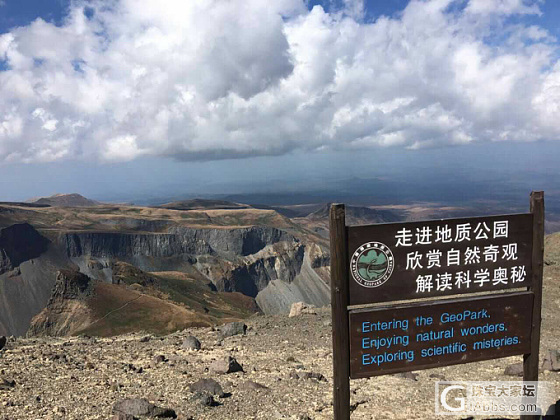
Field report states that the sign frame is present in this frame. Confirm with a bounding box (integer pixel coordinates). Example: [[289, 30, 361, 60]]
[[329, 191, 545, 420]]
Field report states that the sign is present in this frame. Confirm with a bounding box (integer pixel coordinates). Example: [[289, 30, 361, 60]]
[[328, 192, 545, 420], [348, 214, 533, 305], [349, 292, 533, 379]]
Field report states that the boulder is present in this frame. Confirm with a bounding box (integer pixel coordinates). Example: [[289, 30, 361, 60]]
[[189, 378, 225, 397], [209, 356, 243, 374], [289, 302, 316, 317], [112, 398, 176, 418], [504, 363, 524, 376], [219, 322, 247, 338], [191, 392, 219, 407], [153, 355, 167, 364], [182, 336, 201, 350]]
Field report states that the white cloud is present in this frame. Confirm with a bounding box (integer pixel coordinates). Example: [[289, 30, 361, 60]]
[[0, 0, 558, 163], [465, 0, 542, 16]]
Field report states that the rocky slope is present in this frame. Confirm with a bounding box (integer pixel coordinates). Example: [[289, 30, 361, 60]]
[[1, 265, 559, 420], [27, 267, 259, 338], [0, 224, 73, 337]]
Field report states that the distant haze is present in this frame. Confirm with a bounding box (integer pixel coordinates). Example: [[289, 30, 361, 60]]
[[0, 141, 557, 211]]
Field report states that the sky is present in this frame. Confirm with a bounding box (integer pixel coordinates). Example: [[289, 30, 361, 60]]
[[0, 0, 559, 203]]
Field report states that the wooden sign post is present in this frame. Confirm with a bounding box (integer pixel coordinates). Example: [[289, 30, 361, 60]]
[[329, 192, 545, 419], [330, 204, 351, 420]]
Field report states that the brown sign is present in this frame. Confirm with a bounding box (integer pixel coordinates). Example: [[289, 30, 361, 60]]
[[349, 291, 533, 379], [347, 214, 533, 305]]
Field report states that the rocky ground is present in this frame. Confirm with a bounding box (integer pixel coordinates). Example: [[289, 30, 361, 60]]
[[1, 263, 559, 419]]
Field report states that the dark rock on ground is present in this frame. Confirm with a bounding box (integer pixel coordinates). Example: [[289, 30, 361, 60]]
[[193, 392, 220, 407], [240, 380, 269, 391], [504, 362, 524, 376], [189, 378, 225, 397], [395, 372, 419, 381], [111, 414, 137, 420], [182, 336, 201, 350], [0, 336, 6, 351], [290, 371, 327, 382], [219, 322, 247, 338], [192, 392, 220, 407], [210, 356, 243, 374], [0, 377, 16, 390], [153, 354, 167, 364], [112, 398, 177, 418]]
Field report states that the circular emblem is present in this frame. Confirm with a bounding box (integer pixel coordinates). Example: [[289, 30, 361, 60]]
[[351, 242, 394, 288]]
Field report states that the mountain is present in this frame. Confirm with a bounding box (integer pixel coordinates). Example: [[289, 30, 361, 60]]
[[27, 267, 257, 337], [30, 193, 100, 207], [158, 199, 252, 211], [292, 203, 404, 238], [0, 200, 330, 337], [306, 203, 403, 225]]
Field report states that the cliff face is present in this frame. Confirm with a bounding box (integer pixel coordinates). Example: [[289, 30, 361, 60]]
[[214, 242, 306, 297], [27, 270, 95, 337], [0, 224, 70, 337], [57, 226, 330, 315], [61, 226, 295, 260], [0, 223, 50, 275], [0, 205, 330, 336]]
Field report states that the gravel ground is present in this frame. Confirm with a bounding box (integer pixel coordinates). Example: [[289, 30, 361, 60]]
[[1, 266, 559, 419]]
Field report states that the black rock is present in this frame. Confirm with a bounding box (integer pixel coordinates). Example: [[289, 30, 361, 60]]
[[189, 378, 225, 397], [210, 356, 244, 374], [504, 363, 524, 377], [0, 336, 6, 351], [112, 398, 176, 418], [192, 392, 220, 407], [395, 372, 419, 381], [0, 378, 16, 390], [182, 336, 201, 350], [290, 371, 327, 382], [153, 355, 167, 364], [219, 322, 247, 338]]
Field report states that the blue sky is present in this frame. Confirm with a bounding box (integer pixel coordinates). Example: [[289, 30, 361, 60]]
[[0, 0, 559, 204], [2, 0, 558, 34], [0, 0, 69, 33]]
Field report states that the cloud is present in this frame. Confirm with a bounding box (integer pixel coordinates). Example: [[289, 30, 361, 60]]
[[465, 0, 542, 16], [0, 0, 558, 163]]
